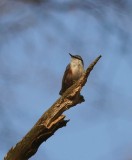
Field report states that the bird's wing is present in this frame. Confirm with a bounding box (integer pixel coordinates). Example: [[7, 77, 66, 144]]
[[59, 64, 73, 95]]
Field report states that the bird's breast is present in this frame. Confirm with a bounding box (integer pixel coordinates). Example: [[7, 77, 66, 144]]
[[71, 64, 84, 80]]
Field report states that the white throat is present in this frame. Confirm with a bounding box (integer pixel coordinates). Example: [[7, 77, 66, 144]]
[[70, 58, 84, 80]]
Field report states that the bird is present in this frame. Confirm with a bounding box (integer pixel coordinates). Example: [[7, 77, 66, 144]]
[[59, 53, 84, 95]]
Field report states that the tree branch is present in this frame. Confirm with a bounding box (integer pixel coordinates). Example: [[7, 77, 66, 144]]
[[4, 55, 102, 160]]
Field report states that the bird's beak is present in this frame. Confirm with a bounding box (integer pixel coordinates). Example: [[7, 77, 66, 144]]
[[69, 53, 74, 57]]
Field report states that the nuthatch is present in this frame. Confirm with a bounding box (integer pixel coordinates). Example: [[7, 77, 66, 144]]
[[59, 53, 84, 95]]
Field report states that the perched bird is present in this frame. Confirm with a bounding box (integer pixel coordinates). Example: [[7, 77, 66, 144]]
[[59, 53, 84, 95]]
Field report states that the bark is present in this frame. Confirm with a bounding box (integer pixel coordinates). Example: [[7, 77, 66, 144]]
[[4, 55, 102, 160]]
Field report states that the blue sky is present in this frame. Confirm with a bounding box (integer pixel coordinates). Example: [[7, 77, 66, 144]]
[[0, 1, 132, 160]]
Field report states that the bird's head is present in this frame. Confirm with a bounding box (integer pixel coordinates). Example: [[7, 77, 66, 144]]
[[69, 53, 84, 66]]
